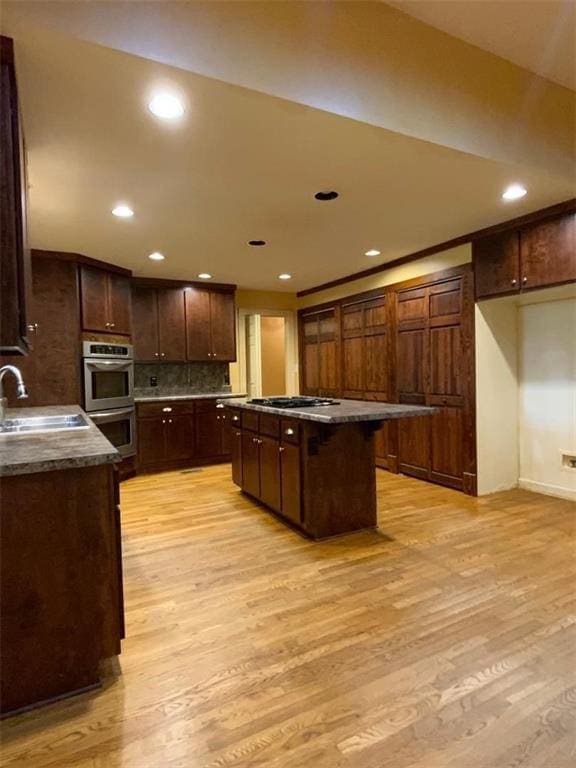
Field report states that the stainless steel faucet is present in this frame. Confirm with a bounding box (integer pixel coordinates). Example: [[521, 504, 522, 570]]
[[0, 365, 29, 424]]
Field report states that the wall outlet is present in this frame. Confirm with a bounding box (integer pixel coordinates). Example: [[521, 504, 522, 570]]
[[560, 451, 576, 471], [150, 376, 158, 387]]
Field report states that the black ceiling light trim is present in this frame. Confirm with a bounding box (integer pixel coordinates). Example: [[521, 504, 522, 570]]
[[248, 239, 267, 246], [314, 190, 339, 201]]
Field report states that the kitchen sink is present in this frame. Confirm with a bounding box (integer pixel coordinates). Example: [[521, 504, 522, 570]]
[[0, 413, 90, 435]]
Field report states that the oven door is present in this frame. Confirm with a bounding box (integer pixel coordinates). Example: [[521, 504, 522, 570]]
[[84, 358, 134, 411], [89, 407, 136, 458]]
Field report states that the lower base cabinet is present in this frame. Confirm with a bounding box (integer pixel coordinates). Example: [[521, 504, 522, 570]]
[[136, 399, 230, 473], [228, 408, 376, 539]]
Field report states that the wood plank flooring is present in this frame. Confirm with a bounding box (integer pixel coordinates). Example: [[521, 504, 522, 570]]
[[1, 466, 575, 767]]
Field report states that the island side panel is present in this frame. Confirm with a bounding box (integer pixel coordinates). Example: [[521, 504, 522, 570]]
[[300, 421, 377, 539], [0, 464, 121, 714]]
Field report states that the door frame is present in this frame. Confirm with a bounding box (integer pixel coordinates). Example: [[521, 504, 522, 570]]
[[237, 308, 298, 397]]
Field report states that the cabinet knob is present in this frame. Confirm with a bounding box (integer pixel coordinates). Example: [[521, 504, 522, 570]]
[[168, 419, 173, 424], [110, 323, 115, 328], [235, 431, 241, 437], [232, 416, 239, 422], [162, 407, 172, 412], [522, 276, 528, 284], [216, 403, 225, 409], [105, 322, 110, 328], [252, 437, 257, 443], [511, 279, 517, 286], [154, 352, 159, 357], [285, 428, 294, 436], [162, 419, 166, 424], [279, 446, 285, 453], [161, 352, 165, 357]]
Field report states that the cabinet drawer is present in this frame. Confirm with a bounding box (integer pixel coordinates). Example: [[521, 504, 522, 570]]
[[281, 419, 300, 444], [259, 413, 280, 438], [227, 408, 242, 427], [137, 401, 195, 418], [242, 411, 259, 433], [196, 399, 225, 414]]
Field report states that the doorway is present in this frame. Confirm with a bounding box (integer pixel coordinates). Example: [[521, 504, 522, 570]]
[[237, 309, 298, 398]]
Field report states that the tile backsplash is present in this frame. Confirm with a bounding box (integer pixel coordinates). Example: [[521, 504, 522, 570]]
[[134, 362, 230, 396]]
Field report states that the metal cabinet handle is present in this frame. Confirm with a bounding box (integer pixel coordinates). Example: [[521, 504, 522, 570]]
[[154, 352, 159, 357], [279, 446, 285, 453], [252, 437, 257, 443], [522, 276, 528, 284], [162, 407, 172, 412], [110, 323, 115, 328], [511, 279, 517, 286], [216, 403, 225, 409], [285, 428, 294, 436], [161, 352, 165, 357], [162, 419, 166, 424], [235, 431, 241, 437], [232, 415, 239, 421]]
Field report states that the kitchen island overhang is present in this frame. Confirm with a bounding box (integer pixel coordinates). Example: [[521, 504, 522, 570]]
[[222, 398, 436, 539]]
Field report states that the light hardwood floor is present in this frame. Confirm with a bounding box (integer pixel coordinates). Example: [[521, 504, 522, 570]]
[[1, 466, 575, 767]]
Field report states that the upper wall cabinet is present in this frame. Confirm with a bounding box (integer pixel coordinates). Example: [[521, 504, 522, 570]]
[[473, 212, 575, 300], [0, 36, 31, 356], [185, 288, 236, 362], [80, 266, 132, 335], [132, 286, 186, 362], [300, 307, 340, 397]]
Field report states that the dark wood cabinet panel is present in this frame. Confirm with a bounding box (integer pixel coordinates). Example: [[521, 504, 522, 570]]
[[158, 288, 186, 361], [137, 417, 166, 468], [231, 426, 243, 486], [398, 415, 431, 480], [300, 308, 340, 397], [195, 412, 222, 457], [397, 287, 427, 324], [108, 274, 131, 335], [132, 286, 158, 361], [166, 415, 195, 462], [430, 408, 464, 489], [185, 288, 212, 360], [0, 36, 31, 356], [397, 329, 426, 401], [303, 342, 319, 394], [2, 255, 81, 407], [259, 436, 281, 513], [342, 336, 363, 393], [80, 266, 109, 333], [364, 333, 387, 396], [81, 266, 131, 335], [520, 213, 576, 289], [241, 432, 260, 498], [280, 442, 301, 524], [429, 325, 462, 398], [210, 291, 236, 361], [473, 231, 520, 299]]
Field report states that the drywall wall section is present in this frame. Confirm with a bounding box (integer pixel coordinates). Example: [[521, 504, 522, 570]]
[[475, 299, 519, 495], [518, 299, 576, 501], [297, 244, 471, 309]]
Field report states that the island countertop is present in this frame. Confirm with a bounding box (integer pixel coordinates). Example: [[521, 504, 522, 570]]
[[0, 405, 120, 477], [221, 397, 435, 423]]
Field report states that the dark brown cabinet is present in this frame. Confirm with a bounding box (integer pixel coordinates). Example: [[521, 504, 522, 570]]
[[1, 36, 31, 356], [132, 285, 186, 361], [185, 288, 236, 362], [241, 431, 260, 497], [279, 442, 301, 525], [474, 212, 575, 299], [341, 295, 389, 399], [300, 307, 340, 397], [136, 399, 231, 473], [80, 266, 132, 335], [2, 254, 81, 407]]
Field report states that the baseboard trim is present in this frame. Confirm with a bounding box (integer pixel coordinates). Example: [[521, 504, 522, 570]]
[[518, 478, 576, 501]]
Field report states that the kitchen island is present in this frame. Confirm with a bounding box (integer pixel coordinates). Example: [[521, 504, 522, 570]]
[[223, 398, 435, 539], [0, 406, 123, 715]]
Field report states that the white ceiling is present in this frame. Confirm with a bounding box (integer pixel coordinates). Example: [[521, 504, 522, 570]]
[[388, 0, 576, 91], [11, 28, 572, 292]]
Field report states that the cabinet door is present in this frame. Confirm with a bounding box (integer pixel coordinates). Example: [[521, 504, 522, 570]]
[[80, 266, 109, 332], [137, 418, 166, 468], [374, 423, 390, 470], [364, 297, 388, 399], [166, 415, 195, 463], [108, 273, 131, 335], [132, 286, 159, 361], [280, 442, 301, 524], [241, 432, 260, 497], [220, 412, 231, 455], [195, 411, 223, 457], [231, 428, 243, 486], [0, 36, 31, 356], [473, 231, 520, 299], [259, 436, 281, 512], [157, 288, 186, 361], [341, 304, 364, 397], [185, 287, 211, 361], [520, 214, 576, 290], [301, 315, 319, 395], [210, 291, 236, 361]]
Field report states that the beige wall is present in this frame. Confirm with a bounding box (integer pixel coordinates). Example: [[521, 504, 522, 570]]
[[518, 299, 576, 500], [475, 300, 519, 495], [260, 317, 286, 397], [297, 244, 471, 309]]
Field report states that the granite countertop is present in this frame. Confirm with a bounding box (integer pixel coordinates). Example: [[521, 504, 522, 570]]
[[221, 398, 436, 424], [134, 391, 246, 403], [0, 406, 120, 477]]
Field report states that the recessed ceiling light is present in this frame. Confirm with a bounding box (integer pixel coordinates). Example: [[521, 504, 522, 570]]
[[502, 184, 527, 201], [365, 249, 381, 257], [314, 190, 339, 201], [112, 204, 134, 218], [198, 273, 212, 279], [148, 93, 185, 120], [278, 273, 292, 280], [148, 252, 165, 261], [248, 240, 266, 246]]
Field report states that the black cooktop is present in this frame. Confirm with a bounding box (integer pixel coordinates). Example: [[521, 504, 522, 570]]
[[249, 396, 339, 409]]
